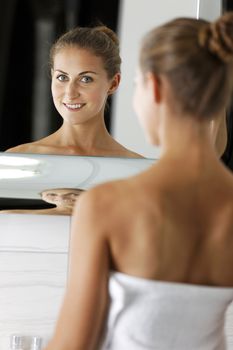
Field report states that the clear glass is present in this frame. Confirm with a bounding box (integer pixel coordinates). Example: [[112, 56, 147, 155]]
[[30, 336, 42, 350], [9, 335, 24, 350]]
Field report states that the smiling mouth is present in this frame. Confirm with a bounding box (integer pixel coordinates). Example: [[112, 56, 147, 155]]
[[64, 103, 85, 110]]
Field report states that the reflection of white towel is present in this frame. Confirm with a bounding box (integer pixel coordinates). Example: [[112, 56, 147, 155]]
[[100, 272, 233, 350]]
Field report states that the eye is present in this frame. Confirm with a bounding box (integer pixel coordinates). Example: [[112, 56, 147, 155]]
[[70, 193, 80, 198], [48, 193, 57, 197], [80, 75, 93, 83], [56, 74, 68, 82], [64, 194, 79, 200]]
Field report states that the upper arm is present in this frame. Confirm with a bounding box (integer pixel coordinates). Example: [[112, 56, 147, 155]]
[[46, 190, 110, 350]]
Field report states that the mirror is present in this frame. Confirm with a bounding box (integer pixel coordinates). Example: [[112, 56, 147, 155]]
[[0, 0, 156, 215], [0, 0, 232, 214], [0, 152, 154, 213], [1, 0, 230, 160]]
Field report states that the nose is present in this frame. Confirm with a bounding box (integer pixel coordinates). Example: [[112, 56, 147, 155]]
[[65, 81, 80, 100]]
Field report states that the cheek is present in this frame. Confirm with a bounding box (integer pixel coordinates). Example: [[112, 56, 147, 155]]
[[51, 82, 58, 100], [44, 195, 57, 203], [146, 114, 161, 146], [133, 86, 150, 132], [132, 90, 137, 114], [132, 85, 141, 117], [51, 81, 63, 99], [90, 88, 108, 106]]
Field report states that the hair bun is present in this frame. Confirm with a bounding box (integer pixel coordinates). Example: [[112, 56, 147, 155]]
[[96, 25, 119, 47], [198, 12, 233, 63]]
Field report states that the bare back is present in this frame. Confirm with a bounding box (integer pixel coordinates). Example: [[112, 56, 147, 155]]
[[99, 159, 233, 287]]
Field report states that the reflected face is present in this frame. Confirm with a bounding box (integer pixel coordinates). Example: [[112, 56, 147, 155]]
[[51, 47, 117, 125], [41, 188, 83, 207]]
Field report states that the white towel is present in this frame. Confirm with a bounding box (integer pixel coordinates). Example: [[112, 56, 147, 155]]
[[100, 272, 233, 350]]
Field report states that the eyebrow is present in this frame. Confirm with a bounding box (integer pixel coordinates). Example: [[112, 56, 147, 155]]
[[45, 192, 81, 196], [54, 69, 98, 76], [63, 192, 81, 195]]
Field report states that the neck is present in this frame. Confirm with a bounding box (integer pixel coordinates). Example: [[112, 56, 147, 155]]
[[159, 111, 220, 165], [55, 115, 113, 151]]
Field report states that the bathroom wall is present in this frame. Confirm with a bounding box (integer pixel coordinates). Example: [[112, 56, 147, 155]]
[[0, 214, 70, 349], [0, 212, 233, 349]]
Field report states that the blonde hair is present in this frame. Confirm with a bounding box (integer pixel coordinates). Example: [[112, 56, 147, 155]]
[[140, 12, 233, 119]]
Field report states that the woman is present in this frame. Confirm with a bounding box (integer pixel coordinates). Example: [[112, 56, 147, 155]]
[[44, 13, 233, 350], [6, 26, 141, 158], [0, 188, 84, 215]]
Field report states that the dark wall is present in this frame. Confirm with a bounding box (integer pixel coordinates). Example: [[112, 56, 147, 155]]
[[0, 0, 35, 150], [223, 0, 233, 11]]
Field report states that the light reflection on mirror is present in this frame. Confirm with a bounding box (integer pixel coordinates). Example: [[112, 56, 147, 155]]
[[0, 169, 38, 180], [0, 155, 44, 179]]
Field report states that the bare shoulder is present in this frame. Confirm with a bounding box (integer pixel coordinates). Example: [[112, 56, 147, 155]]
[[5, 137, 60, 154], [74, 179, 133, 225], [71, 182, 122, 244], [5, 141, 46, 154], [78, 180, 126, 209], [5, 142, 35, 153], [75, 173, 155, 236], [111, 139, 144, 158]]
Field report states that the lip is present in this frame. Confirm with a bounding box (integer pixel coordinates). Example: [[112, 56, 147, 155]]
[[63, 102, 86, 111]]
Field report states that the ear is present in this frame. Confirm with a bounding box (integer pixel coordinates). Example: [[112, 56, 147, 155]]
[[108, 73, 121, 95], [212, 109, 227, 157]]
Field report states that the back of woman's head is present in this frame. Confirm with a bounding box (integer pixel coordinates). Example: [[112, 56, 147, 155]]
[[50, 25, 121, 79], [140, 12, 233, 119]]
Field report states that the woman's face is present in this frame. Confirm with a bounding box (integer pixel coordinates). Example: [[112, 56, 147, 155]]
[[51, 46, 119, 125], [41, 189, 83, 208]]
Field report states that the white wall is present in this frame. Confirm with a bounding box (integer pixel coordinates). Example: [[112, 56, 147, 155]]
[[112, 0, 222, 158], [198, 0, 222, 21], [0, 214, 70, 349]]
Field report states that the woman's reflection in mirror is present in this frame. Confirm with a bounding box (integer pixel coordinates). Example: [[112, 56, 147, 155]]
[[44, 12, 233, 350], [6, 26, 142, 158], [40, 188, 84, 215], [0, 188, 84, 216]]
